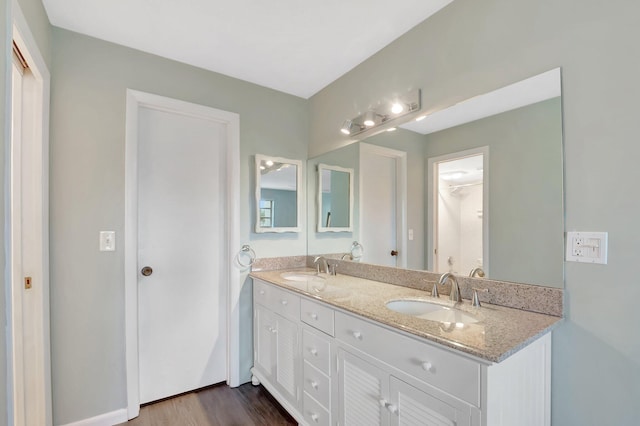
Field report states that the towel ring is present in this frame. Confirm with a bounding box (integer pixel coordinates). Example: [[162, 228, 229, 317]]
[[350, 241, 364, 260], [235, 244, 256, 268]]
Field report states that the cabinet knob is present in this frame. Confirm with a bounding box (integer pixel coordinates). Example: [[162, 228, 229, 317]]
[[270, 328, 277, 334], [379, 399, 389, 408], [310, 313, 318, 320], [352, 331, 362, 340], [309, 348, 318, 356], [281, 299, 288, 306], [387, 404, 398, 414], [259, 290, 265, 295], [310, 380, 318, 390], [422, 362, 434, 373], [310, 413, 319, 422]]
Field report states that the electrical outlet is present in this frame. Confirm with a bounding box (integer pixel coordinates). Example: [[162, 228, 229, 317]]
[[566, 232, 607, 264]]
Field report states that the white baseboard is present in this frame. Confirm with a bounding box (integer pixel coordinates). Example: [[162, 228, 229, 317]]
[[58, 408, 128, 426]]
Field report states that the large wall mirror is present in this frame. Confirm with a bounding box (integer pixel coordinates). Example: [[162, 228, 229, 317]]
[[255, 154, 303, 233], [307, 68, 564, 288]]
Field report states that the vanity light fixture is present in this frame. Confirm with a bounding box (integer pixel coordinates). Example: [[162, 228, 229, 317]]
[[340, 89, 421, 138]]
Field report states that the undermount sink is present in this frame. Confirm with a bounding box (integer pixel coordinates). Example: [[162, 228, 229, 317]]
[[280, 271, 326, 282], [385, 299, 479, 324]]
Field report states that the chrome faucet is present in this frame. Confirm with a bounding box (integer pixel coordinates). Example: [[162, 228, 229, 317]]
[[438, 272, 462, 303], [469, 267, 485, 278], [313, 256, 329, 274]]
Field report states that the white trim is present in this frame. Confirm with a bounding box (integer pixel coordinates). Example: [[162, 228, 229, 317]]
[[124, 90, 241, 419], [7, 2, 52, 425], [58, 409, 128, 426], [316, 163, 354, 233], [254, 154, 303, 233], [359, 143, 407, 268], [427, 146, 489, 275]]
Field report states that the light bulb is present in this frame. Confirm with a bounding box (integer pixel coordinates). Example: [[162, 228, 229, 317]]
[[391, 102, 404, 114], [363, 111, 376, 127]]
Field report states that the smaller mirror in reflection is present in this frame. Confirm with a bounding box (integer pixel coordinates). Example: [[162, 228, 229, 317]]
[[255, 155, 302, 233], [318, 164, 354, 232]]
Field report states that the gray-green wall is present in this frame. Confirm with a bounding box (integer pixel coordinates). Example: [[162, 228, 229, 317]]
[[310, 0, 640, 424], [49, 28, 307, 424]]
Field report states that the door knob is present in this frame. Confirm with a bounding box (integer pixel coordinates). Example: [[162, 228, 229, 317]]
[[390, 250, 398, 256], [141, 266, 153, 276]]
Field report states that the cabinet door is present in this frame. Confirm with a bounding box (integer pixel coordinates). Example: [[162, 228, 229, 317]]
[[389, 377, 475, 426], [338, 349, 390, 426], [274, 314, 299, 406], [254, 304, 275, 378]]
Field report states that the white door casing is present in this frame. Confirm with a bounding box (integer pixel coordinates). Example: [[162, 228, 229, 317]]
[[7, 3, 52, 425], [124, 90, 240, 418], [359, 143, 407, 268]]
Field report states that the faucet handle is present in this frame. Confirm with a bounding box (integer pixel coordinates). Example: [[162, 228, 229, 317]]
[[471, 288, 489, 307], [430, 282, 439, 298]]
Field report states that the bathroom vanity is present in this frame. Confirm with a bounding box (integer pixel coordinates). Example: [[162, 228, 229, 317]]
[[250, 270, 561, 426]]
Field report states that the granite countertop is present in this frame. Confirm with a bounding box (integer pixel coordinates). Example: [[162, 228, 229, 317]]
[[250, 268, 563, 363]]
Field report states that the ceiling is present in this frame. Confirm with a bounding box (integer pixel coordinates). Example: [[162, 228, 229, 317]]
[[42, 0, 452, 98]]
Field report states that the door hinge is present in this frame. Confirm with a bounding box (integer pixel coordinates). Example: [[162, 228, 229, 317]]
[[24, 276, 32, 290]]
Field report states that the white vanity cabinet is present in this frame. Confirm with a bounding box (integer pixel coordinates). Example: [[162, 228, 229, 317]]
[[252, 278, 551, 426], [252, 280, 301, 412]]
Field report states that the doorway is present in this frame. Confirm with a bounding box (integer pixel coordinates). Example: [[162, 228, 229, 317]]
[[8, 6, 52, 426], [124, 90, 240, 418], [427, 147, 489, 275], [359, 143, 407, 267]]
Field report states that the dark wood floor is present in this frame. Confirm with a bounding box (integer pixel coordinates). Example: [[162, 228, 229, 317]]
[[119, 383, 297, 426]]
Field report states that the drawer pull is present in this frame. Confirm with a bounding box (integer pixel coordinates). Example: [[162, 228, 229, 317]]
[[352, 331, 362, 340], [422, 362, 434, 373], [281, 299, 288, 306], [379, 399, 398, 414], [310, 313, 318, 320], [310, 413, 319, 422], [309, 348, 318, 356], [310, 380, 319, 390]]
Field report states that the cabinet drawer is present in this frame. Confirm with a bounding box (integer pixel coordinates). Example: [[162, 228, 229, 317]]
[[303, 361, 331, 410], [300, 298, 335, 336], [253, 279, 271, 306], [303, 392, 330, 426], [302, 328, 332, 375], [253, 279, 301, 322], [335, 311, 480, 406]]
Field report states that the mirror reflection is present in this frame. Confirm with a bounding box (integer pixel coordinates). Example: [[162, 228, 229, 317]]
[[307, 70, 564, 288], [255, 155, 302, 233], [318, 164, 354, 232]]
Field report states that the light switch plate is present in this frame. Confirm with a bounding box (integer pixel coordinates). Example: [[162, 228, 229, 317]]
[[566, 231, 607, 264], [100, 231, 116, 252]]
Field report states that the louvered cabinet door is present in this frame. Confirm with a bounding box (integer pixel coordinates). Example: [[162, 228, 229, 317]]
[[389, 377, 475, 426], [254, 304, 274, 378], [274, 314, 299, 407], [338, 349, 390, 426]]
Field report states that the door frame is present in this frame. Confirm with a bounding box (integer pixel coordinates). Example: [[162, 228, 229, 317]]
[[426, 146, 489, 274], [6, 3, 52, 425], [124, 90, 240, 419], [359, 143, 407, 268]]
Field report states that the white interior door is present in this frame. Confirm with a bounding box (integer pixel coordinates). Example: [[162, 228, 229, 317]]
[[9, 16, 51, 426], [360, 144, 407, 267], [137, 106, 228, 404]]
